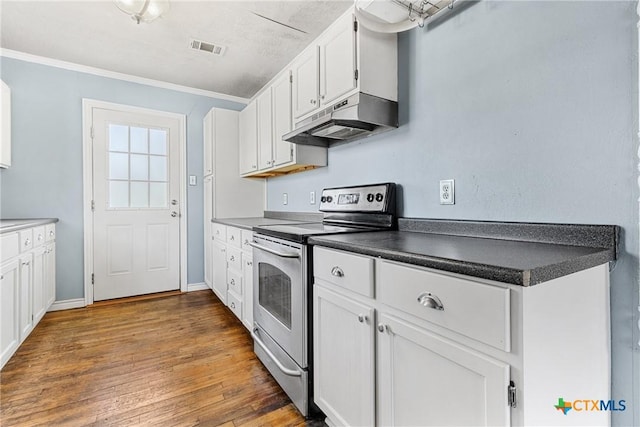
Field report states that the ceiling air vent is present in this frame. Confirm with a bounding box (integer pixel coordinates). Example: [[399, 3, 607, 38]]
[[189, 39, 226, 56]]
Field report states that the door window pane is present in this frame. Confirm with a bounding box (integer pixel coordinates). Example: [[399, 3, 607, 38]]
[[109, 181, 129, 208], [109, 153, 129, 180], [130, 182, 149, 208], [109, 124, 128, 152], [130, 127, 148, 153], [149, 183, 168, 208], [150, 129, 167, 155], [258, 263, 292, 329], [149, 155, 167, 181], [130, 154, 149, 181], [107, 123, 169, 210]]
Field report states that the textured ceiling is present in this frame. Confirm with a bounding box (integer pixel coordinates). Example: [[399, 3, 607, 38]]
[[0, 1, 353, 99]]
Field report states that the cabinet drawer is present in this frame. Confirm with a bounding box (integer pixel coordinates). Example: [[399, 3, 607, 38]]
[[378, 261, 510, 351], [19, 229, 33, 253], [227, 291, 242, 320], [227, 269, 242, 296], [226, 247, 242, 272], [314, 247, 374, 297], [1, 233, 19, 262], [241, 230, 253, 252], [227, 227, 242, 248], [45, 224, 56, 242], [212, 223, 226, 242], [33, 226, 45, 247]]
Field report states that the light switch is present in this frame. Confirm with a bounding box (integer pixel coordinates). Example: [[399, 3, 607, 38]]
[[189, 175, 197, 186]]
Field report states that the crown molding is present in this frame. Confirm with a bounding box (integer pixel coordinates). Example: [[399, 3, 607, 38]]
[[0, 48, 249, 105]]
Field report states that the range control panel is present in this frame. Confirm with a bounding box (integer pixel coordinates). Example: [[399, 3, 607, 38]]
[[319, 183, 395, 213]]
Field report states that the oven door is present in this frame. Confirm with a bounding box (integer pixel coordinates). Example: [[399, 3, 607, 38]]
[[251, 234, 306, 368]]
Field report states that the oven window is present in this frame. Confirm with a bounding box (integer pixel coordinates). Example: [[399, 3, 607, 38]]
[[258, 263, 292, 329]]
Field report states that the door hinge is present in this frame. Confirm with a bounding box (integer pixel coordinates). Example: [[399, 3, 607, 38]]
[[508, 381, 517, 408], [354, 69, 359, 81], [91, 273, 95, 285], [354, 20, 358, 32], [90, 126, 94, 139], [289, 74, 293, 83], [290, 147, 294, 158], [91, 200, 95, 211]]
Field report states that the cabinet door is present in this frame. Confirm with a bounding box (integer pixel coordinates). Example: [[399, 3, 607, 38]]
[[19, 253, 34, 340], [212, 241, 227, 304], [257, 89, 273, 170], [204, 223, 212, 290], [203, 109, 214, 176], [239, 101, 258, 175], [272, 72, 293, 167], [313, 285, 375, 427], [44, 243, 56, 308], [1, 259, 20, 368], [319, 13, 357, 107], [292, 47, 319, 119], [203, 176, 213, 290], [241, 253, 253, 330], [377, 313, 510, 427], [32, 246, 47, 323]]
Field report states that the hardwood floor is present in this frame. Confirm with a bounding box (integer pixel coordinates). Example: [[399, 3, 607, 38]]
[[0, 291, 307, 426]]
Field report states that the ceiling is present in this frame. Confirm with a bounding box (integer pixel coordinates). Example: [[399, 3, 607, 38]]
[[0, 1, 353, 100]]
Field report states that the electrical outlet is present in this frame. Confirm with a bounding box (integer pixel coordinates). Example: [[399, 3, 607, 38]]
[[283, 193, 288, 205], [310, 191, 316, 205], [439, 179, 455, 205]]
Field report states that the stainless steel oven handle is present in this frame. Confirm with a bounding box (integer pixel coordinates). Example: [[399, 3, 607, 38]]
[[251, 328, 302, 377], [249, 241, 300, 258]]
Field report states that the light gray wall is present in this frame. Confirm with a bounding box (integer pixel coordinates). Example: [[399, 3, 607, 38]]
[[0, 57, 245, 299], [266, 1, 639, 425]]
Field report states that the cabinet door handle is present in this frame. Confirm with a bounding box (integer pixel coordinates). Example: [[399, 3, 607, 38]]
[[377, 323, 388, 333], [24, 239, 31, 246], [230, 278, 235, 286], [357, 314, 367, 323], [49, 231, 55, 237], [330, 266, 344, 277], [417, 292, 444, 311], [230, 235, 235, 241], [230, 302, 236, 309], [230, 255, 235, 261], [38, 234, 43, 241], [22, 261, 30, 266], [252, 164, 257, 169]]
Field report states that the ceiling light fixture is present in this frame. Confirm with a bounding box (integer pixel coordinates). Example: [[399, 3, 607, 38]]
[[114, 0, 170, 24]]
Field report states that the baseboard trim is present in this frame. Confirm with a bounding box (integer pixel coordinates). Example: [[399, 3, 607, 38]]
[[188, 282, 209, 292], [48, 298, 86, 312]]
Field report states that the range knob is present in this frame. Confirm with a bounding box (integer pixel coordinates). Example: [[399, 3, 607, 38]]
[[375, 193, 384, 202], [320, 196, 327, 203], [326, 196, 333, 203], [366, 193, 374, 203]]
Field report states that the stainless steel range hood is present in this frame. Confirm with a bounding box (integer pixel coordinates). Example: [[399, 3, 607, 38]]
[[283, 92, 398, 147]]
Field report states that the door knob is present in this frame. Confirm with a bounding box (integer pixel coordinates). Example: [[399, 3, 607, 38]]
[[171, 211, 178, 217], [171, 199, 178, 205]]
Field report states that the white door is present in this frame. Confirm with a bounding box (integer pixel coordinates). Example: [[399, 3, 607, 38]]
[[91, 108, 181, 301], [377, 313, 511, 427]]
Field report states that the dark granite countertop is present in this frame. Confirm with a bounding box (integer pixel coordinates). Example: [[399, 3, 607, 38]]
[[1, 218, 59, 234], [308, 219, 618, 286], [213, 211, 323, 231]]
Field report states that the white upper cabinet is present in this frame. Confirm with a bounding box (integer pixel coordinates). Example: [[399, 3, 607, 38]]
[[292, 48, 320, 119], [256, 89, 273, 170], [319, 12, 357, 108], [272, 72, 293, 167], [292, 9, 397, 123], [238, 100, 258, 175], [0, 80, 11, 169], [203, 110, 213, 176]]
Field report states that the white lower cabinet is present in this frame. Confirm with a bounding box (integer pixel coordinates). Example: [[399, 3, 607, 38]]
[[377, 312, 510, 427], [210, 224, 254, 331], [313, 285, 375, 427], [313, 246, 610, 427], [1, 223, 56, 370]]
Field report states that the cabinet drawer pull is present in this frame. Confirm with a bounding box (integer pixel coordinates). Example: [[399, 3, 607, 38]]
[[417, 292, 444, 311], [38, 234, 43, 241], [24, 239, 31, 246], [230, 235, 235, 241], [230, 302, 236, 309], [230, 279, 235, 286], [230, 255, 235, 261], [22, 261, 30, 266], [330, 266, 344, 277], [49, 231, 55, 237]]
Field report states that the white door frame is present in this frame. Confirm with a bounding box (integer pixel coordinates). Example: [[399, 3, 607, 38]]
[[81, 99, 188, 305]]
